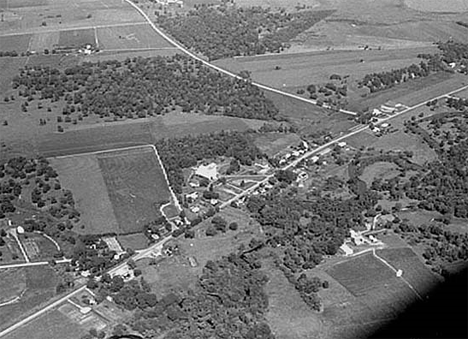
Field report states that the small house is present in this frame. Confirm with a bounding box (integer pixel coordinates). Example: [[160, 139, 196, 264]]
[[195, 163, 218, 181]]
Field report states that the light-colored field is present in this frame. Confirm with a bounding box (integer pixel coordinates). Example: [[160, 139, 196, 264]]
[[405, 0, 468, 12], [28, 31, 60, 52], [49, 153, 120, 235], [264, 261, 324, 339], [0, 0, 145, 34], [2, 309, 84, 339], [0, 269, 26, 304], [214, 47, 437, 89], [97, 23, 173, 50], [97, 146, 171, 234], [359, 161, 400, 187]]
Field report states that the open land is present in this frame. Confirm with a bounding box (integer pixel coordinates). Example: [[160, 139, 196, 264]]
[[97, 147, 172, 234], [0, 266, 58, 332]]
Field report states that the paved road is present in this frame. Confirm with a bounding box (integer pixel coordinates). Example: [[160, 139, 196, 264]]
[[220, 83, 468, 208], [123, 0, 357, 116]]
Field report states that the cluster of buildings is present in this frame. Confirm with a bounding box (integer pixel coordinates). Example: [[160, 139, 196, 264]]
[[372, 101, 407, 117], [277, 140, 310, 165]]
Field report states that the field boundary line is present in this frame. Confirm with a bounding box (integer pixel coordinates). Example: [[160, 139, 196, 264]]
[[0, 22, 149, 37], [100, 47, 179, 52], [0, 259, 71, 270], [122, 0, 357, 116]]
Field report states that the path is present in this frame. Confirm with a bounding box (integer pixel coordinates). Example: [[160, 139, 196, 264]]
[[122, 0, 357, 116], [0, 259, 71, 270]]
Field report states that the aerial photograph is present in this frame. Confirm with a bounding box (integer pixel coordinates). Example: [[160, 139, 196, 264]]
[[0, 0, 467, 338]]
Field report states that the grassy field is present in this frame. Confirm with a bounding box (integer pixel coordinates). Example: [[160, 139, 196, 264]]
[[97, 23, 173, 50], [49, 153, 120, 235], [405, 0, 468, 12], [254, 133, 301, 157], [0, 269, 26, 304], [3, 308, 85, 339], [265, 91, 356, 135], [0, 266, 58, 332], [214, 47, 436, 90], [264, 261, 324, 339], [117, 233, 149, 250], [326, 253, 417, 319], [57, 28, 95, 48], [359, 161, 400, 187], [19, 232, 60, 261], [0, 0, 145, 33], [29, 31, 60, 51], [0, 34, 32, 52], [376, 247, 441, 297], [97, 147, 171, 234]]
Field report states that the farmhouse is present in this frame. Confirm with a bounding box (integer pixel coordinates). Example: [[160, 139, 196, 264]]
[[195, 163, 218, 181], [350, 229, 365, 246]]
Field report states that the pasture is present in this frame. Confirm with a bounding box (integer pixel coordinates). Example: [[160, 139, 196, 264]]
[[0, 266, 58, 332], [97, 23, 173, 50], [97, 146, 172, 234], [405, 0, 468, 12], [49, 153, 120, 235], [326, 253, 417, 319], [214, 46, 437, 90]]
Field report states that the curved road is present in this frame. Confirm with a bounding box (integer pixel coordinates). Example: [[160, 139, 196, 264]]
[[123, 0, 357, 116]]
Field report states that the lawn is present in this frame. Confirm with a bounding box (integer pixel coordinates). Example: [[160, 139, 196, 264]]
[[97, 23, 173, 50], [57, 28, 96, 48], [326, 253, 417, 319], [49, 154, 120, 235], [97, 146, 172, 234]]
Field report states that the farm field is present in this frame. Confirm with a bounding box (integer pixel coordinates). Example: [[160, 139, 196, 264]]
[[0, 33, 32, 52], [376, 247, 441, 297], [57, 28, 95, 48], [96, 23, 173, 50], [117, 233, 148, 251], [265, 91, 356, 135], [405, 0, 468, 12], [0, 0, 145, 34], [326, 252, 417, 319], [254, 133, 302, 157], [3, 307, 85, 339], [97, 146, 172, 234], [28, 31, 60, 51], [0, 266, 58, 332], [214, 46, 437, 90], [49, 153, 120, 235]]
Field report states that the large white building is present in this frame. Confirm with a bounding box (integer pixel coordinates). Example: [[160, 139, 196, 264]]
[[195, 163, 218, 181]]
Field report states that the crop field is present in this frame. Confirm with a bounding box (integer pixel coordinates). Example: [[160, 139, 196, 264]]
[[376, 248, 441, 297], [57, 28, 95, 48], [3, 308, 84, 339], [214, 47, 437, 90], [0, 266, 58, 332], [326, 253, 417, 319], [28, 31, 60, 51], [97, 23, 173, 50], [49, 153, 119, 235], [97, 147, 172, 234], [265, 91, 356, 135], [117, 233, 148, 250], [0, 0, 145, 33], [0, 33, 32, 52]]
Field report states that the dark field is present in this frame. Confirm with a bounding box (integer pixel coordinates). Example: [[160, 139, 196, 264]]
[[0, 34, 32, 52], [57, 28, 95, 48], [97, 147, 171, 234]]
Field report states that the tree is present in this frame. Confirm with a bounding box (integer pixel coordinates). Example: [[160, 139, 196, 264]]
[[229, 222, 239, 231]]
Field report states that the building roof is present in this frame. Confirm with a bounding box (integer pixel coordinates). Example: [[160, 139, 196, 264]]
[[195, 163, 218, 181]]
